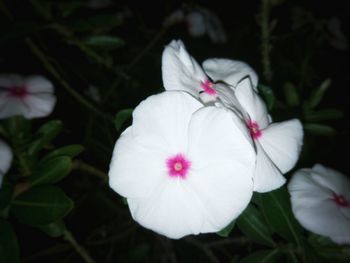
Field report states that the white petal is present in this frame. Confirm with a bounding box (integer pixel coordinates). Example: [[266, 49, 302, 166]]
[[0, 74, 23, 89], [25, 76, 54, 93], [202, 58, 258, 88], [235, 78, 269, 128], [288, 169, 350, 244], [109, 128, 168, 199], [0, 97, 28, 119], [0, 139, 13, 187], [187, 106, 255, 230], [186, 12, 206, 37], [253, 142, 286, 192], [132, 91, 202, 153], [259, 119, 303, 173], [23, 93, 56, 118], [201, 9, 227, 43], [311, 164, 350, 197], [161, 40, 208, 97]]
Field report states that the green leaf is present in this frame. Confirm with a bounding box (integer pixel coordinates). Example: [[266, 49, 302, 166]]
[[217, 219, 235, 237], [114, 109, 133, 131], [11, 185, 73, 226], [27, 120, 62, 155], [256, 187, 303, 245], [0, 219, 20, 263], [304, 109, 344, 122], [83, 35, 125, 49], [41, 144, 84, 162], [239, 249, 280, 263], [30, 157, 72, 186], [237, 204, 275, 247], [304, 123, 336, 136], [305, 78, 331, 109], [38, 220, 66, 238], [283, 82, 299, 107], [258, 85, 275, 110]]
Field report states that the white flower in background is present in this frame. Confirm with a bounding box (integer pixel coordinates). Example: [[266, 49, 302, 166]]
[[162, 40, 304, 192], [85, 85, 101, 103], [0, 139, 13, 187], [108, 91, 255, 239], [163, 7, 227, 44], [327, 17, 348, 51], [288, 164, 350, 244], [0, 74, 56, 119]]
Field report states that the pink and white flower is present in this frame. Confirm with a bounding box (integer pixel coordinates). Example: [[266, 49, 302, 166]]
[[0, 74, 56, 119], [0, 139, 12, 187], [108, 91, 255, 239], [288, 164, 350, 244]]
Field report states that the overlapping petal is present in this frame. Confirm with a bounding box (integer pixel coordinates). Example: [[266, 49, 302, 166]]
[[288, 165, 350, 244]]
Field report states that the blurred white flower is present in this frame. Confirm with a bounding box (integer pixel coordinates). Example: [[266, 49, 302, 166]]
[[327, 17, 348, 51], [162, 40, 304, 192], [0, 74, 56, 119], [163, 7, 227, 44], [85, 85, 101, 103], [288, 164, 350, 244], [108, 91, 255, 239], [0, 139, 13, 187]]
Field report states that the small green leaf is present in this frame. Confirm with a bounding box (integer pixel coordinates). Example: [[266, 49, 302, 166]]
[[41, 144, 84, 162], [38, 220, 66, 238], [305, 109, 344, 122], [30, 156, 72, 186], [27, 120, 62, 155], [217, 220, 235, 237], [283, 82, 299, 107], [256, 187, 303, 245], [258, 85, 275, 110], [304, 123, 336, 136], [11, 185, 73, 226], [239, 249, 280, 263], [237, 204, 275, 247], [305, 78, 331, 109], [115, 109, 133, 131], [84, 35, 125, 49], [0, 219, 20, 263]]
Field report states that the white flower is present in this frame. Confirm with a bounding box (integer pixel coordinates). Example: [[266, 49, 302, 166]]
[[0, 139, 13, 187], [108, 91, 256, 239], [288, 164, 350, 245], [162, 40, 304, 193], [0, 74, 56, 119], [163, 7, 227, 44], [327, 17, 348, 51]]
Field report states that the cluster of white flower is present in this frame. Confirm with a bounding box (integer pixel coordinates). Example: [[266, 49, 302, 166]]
[[0, 74, 56, 187], [108, 39, 304, 239]]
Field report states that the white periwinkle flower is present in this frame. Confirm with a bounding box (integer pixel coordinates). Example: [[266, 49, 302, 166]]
[[0, 74, 56, 119], [288, 164, 350, 244], [162, 40, 304, 193], [0, 139, 13, 187], [108, 91, 256, 239]]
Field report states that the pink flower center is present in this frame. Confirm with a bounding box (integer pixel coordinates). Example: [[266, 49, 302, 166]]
[[200, 79, 217, 96], [8, 85, 28, 99], [247, 120, 262, 139], [332, 193, 350, 208], [166, 153, 191, 179]]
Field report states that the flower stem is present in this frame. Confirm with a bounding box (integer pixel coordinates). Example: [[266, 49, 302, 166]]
[[25, 38, 112, 122], [260, 0, 273, 82], [63, 229, 96, 263], [72, 160, 108, 182]]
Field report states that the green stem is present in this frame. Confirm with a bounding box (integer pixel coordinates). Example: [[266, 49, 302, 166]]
[[72, 160, 108, 182], [260, 0, 273, 82], [25, 38, 112, 121], [63, 229, 96, 263]]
